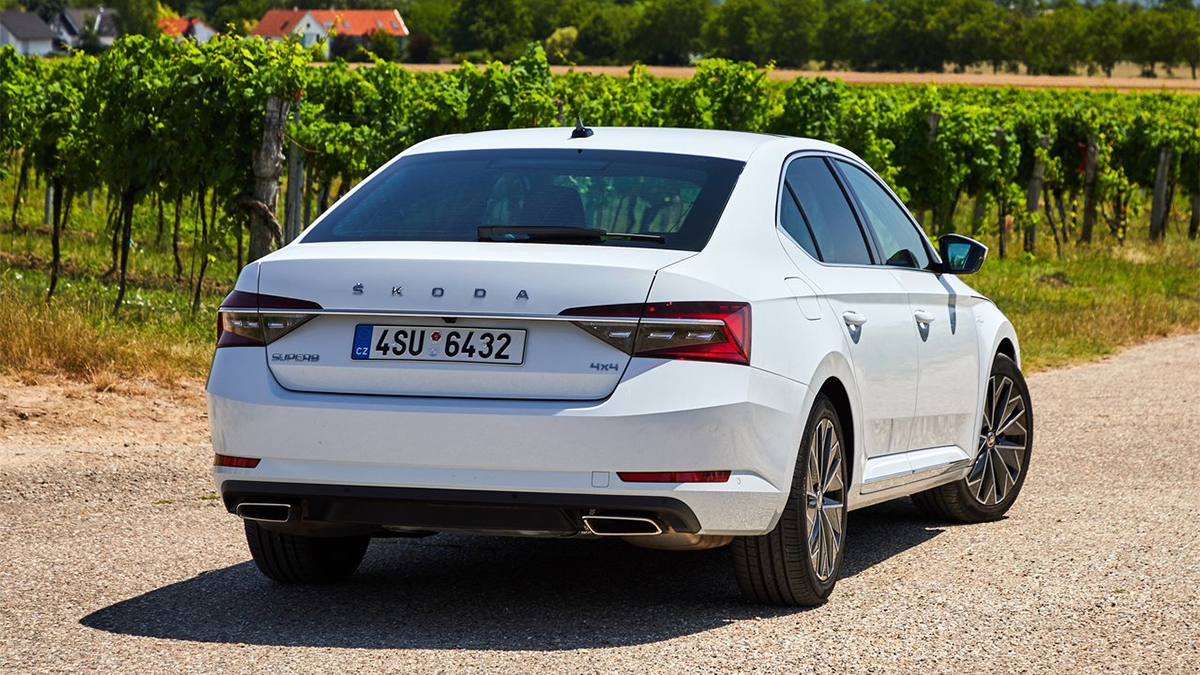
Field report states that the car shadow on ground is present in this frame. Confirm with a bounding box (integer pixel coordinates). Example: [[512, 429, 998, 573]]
[[81, 500, 945, 650]]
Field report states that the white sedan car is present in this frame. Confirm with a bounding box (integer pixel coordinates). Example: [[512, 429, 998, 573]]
[[207, 126, 1032, 606]]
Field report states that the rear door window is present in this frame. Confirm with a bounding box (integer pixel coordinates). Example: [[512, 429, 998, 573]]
[[784, 158, 873, 265], [778, 184, 820, 259]]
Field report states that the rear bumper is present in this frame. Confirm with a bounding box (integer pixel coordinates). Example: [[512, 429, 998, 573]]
[[222, 480, 701, 536], [208, 348, 807, 535]]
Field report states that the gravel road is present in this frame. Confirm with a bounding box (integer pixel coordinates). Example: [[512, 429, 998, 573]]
[[2, 334, 1198, 674]]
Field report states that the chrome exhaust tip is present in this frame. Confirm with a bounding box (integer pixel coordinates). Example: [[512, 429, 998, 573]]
[[236, 502, 292, 523], [582, 515, 664, 536]]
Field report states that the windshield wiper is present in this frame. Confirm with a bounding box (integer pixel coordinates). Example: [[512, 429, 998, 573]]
[[478, 226, 665, 244]]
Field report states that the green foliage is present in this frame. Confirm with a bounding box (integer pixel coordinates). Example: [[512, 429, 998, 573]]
[[452, 0, 533, 58], [367, 28, 402, 62], [702, 0, 779, 65], [5, 40, 1200, 377], [630, 0, 709, 65], [575, 3, 638, 65], [661, 59, 780, 132], [106, 0, 162, 36], [544, 26, 579, 65], [6, 38, 1200, 303]]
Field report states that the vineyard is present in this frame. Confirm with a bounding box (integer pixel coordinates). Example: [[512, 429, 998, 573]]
[[2, 37, 1200, 319]]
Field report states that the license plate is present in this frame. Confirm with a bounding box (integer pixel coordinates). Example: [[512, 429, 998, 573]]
[[351, 325, 526, 365]]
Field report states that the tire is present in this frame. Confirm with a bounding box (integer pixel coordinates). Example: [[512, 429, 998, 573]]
[[244, 520, 370, 584], [732, 394, 848, 606], [912, 353, 1033, 523]]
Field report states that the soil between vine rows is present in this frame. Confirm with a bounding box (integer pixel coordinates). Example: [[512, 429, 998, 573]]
[[0, 334, 1198, 673]]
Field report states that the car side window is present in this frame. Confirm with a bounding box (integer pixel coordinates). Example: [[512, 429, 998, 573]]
[[836, 161, 931, 270], [778, 184, 820, 259], [784, 158, 873, 266]]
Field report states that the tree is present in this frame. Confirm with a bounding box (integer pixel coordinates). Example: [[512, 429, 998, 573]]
[[544, 26, 579, 64], [367, 28, 402, 62], [1123, 7, 1177, 76], [702, 0, 780, 64], [819, 0, 890, 70], [773, 0, 824, 68], [1022, 1, 1089, 75], [1161, 8, 1200, 77], [879, 0, 950, 72], [629, 0, 710, 65], [1087, 0, 1131, 77], [210, 0, 268, 36], [575, 2, 638, 64], [107, 0, 162, 36], [401, 0, 458, 61], [527, 0, 593, 42], [1181, 9, 1200, 78], [451, 0, 532, 58], [935, 0, 1005, 73], [23, 0, 65, 24]]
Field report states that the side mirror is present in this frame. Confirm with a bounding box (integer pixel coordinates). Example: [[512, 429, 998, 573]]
[[936, 234, 988, 275]]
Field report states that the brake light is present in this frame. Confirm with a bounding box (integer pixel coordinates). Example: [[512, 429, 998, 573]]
[[561, 301, 751, 365], [214, 454, 261, 468], [216, 290, 323, 348], [618, 471, 731, 483]]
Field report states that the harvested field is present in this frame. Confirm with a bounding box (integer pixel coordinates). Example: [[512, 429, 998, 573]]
[[399, 63, 1200, 93]]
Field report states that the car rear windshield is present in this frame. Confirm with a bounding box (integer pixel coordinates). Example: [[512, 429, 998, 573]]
[[300, 149, 746, 251]]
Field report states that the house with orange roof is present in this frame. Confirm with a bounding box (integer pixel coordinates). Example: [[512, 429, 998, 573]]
[[158, 16, 217, 44], [250, 8, 407, 55]]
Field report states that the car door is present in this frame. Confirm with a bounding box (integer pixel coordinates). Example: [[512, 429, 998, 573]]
[[832, 159, 981, 456], [777, 156, 920, 462]]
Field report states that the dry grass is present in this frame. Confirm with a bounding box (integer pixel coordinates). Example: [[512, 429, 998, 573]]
[[0, 283, 212, 387]]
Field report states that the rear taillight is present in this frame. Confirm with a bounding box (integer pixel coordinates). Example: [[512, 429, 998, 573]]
[[561, 301, 751, 365], [216, 290, 322, 348], [618, 471, 731, 483]]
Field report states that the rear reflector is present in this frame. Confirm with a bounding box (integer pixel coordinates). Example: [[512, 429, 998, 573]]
[[617, 471, 731, 483], [216, 290, 323, 348], [214, 454, 261, 468], [561, 301, 751, 365]]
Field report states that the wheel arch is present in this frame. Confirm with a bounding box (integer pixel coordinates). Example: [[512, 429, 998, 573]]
[[974, 299, 1021, 370], [815, 376, 854, 497], [796, 349, 862, 500]]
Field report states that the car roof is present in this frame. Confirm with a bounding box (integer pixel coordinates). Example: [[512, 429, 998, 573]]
[[403, 127, 847, 162]]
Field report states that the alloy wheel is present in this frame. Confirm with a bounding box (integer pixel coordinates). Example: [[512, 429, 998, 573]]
[[805, 418, 845, 581], [969, 373, 1030, 505]]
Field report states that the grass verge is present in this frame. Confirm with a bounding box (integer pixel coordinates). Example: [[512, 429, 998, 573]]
[[0, 266, 218, 386], [1, 239, 1196, 384], [970, 242, 1200, 371]]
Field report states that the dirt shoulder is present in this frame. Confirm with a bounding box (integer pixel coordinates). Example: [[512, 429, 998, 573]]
[[0, 374, 208, 468]]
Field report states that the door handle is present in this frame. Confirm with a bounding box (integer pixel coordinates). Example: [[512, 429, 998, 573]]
[[913, 309, 936, 325], [842, 311, 868, 327]]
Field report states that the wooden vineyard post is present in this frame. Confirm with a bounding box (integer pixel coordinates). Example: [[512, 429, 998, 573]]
[[283, 101, 304, 244], [1024, 135, 1050, 255], [247, 96, 291, 262], [971, 194, 987, 236], [1149, 145, 1172, 241], [1079, 135, 1099, 244], [1191, 152, 1200, 240]]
